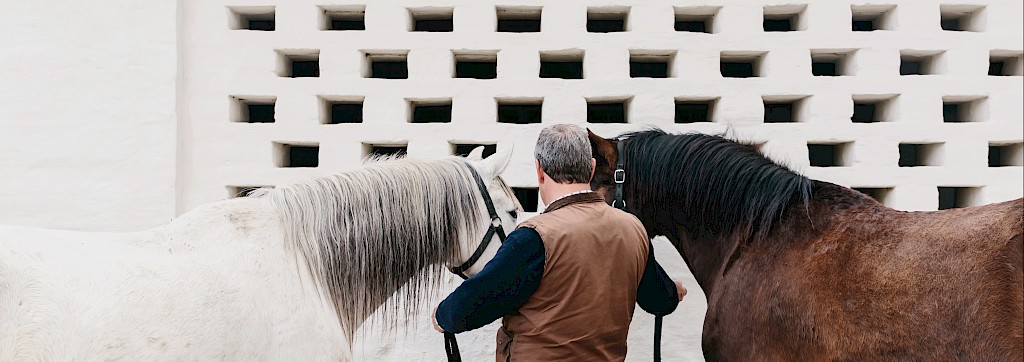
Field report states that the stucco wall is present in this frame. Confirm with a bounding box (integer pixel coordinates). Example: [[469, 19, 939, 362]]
[[0, 0, 179, 231]]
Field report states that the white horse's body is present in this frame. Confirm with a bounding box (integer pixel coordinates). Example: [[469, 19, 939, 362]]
[[0, 147, 518, 361], [0, 198, 349, 360]]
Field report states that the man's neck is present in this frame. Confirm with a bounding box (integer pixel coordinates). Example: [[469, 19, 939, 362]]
[[540, 183, 592, 206]]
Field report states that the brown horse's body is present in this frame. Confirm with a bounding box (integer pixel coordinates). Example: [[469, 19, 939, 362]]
[[704, 183, 1022, 361], [588, 130, 1024, 361]]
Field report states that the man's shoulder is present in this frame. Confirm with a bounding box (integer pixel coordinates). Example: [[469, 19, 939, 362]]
[[520, 202, 643, 231]]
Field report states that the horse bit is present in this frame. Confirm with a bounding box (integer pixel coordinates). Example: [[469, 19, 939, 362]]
[[444, 162, 509, 362]]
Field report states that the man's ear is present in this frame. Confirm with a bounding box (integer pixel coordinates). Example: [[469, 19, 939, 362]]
[[535, 159, 545, 185], [589, 158, 597, 181], [587, 128, 617, 167]]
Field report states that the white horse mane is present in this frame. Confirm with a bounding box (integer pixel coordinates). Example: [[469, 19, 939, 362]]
[[262, 156, 486, 339]]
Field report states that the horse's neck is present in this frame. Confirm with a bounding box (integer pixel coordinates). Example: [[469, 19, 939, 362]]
[[666, 230, 738, 294]]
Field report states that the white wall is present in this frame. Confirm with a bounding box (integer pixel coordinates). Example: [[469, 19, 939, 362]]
[[0, 0, 179, 231], [1, 0, 1022, 360]]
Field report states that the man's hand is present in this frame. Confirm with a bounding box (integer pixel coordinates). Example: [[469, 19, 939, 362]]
[[432, 306, 445, 333], [674, 280, 687, 301]]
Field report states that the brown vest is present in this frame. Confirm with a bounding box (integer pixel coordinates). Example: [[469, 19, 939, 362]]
[[496, 192, 649, 362]]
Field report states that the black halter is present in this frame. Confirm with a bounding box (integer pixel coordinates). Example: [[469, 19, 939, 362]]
[[611, 137, 664, 362], [448, 163, 508, 280], [445, 163, 509, 362], [612, 139, 627, 211]]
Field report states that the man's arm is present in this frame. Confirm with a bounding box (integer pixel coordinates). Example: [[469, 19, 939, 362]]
[[434, 227, 545, 333], [636, 243, 680, 316]]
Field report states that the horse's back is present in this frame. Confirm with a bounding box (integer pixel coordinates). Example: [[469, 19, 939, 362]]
[[709, 197, 1023, 361], [0, 204, 351, 361], [816, 198, 1023, 360]]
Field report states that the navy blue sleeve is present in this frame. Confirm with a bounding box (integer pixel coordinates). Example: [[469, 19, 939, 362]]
[[435, 227, 545, 333], [636, 243, 679, 316]]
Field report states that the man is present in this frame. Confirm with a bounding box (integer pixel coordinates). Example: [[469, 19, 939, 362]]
[[432, 124, 685, 361]]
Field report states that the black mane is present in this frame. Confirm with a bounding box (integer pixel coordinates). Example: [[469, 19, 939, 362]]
[[619, 129, 812, 243]]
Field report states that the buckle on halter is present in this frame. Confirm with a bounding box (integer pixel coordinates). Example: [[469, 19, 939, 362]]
[[614, 169, 625, 184], [491, 217, 503, 228], [612, 199, 626, 209]]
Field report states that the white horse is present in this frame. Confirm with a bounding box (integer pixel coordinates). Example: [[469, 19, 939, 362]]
[[0, 147, 520, 361]]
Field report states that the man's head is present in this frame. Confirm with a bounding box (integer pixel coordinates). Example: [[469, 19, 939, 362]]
[[534, 124, 596, 203]]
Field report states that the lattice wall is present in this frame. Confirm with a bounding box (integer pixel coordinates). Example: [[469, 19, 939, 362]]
[[180, 1, 1022, 359], [183, 0, 1022, 215]]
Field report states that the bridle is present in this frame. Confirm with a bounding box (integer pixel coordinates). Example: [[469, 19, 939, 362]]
[[611, 137, 664, 362], [612, 139, 627, 211], [445, 162, 510, 362], [448, 163, 508, 280]]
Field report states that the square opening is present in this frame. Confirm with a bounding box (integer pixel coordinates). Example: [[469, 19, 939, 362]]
[[900, 51, 943, 75], [497, 98, 543, 124], [942, 96, 987, 123], [989, 51, 1024, 76], [409, 99, 453, 123], [989, 142, 1024, 167], [899, 143, 943, 167], [275, 143, 319, 168], [587, 7, 628, 33], [763, 96, 805, 123], [276, 50, 320, 78], [454, 51, 498, 79], [938, 187, 979, 210], [322, 6, 365, 31], [587, 98, 630, 124], [231, 96, 276, 123], [540, 51, 584, 79], [512, 187, 540, 212], [852, 187, 893, 204], [808, 142, 852, 167], [452, 143, 497, 158], [675, 6, 719, 33], [364, 143, 409, 158], [674, 98, 717, 123], [229, 6, 275, 31], [497, 6, 542, 32], [409, 8, 454, 32], [228, 185, 273, 198], [320, 96, 364, 124], [940, 5, 984, 32], [851, 95, 897, 123], [811, 50, 853, 76], [630, 51, 674, 78], [365, 52, 410, 79], [763, 5, 806, 32], [851, 5, 896, 31], [720, 52, 764, 78]]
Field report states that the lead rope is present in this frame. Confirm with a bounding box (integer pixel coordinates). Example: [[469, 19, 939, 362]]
[[444, 332, 462, 362], [654, 315, 663, 361]]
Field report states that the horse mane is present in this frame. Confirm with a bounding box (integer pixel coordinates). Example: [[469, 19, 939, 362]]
[[619, 129, 812, 244], [262, 156, 484, 340]]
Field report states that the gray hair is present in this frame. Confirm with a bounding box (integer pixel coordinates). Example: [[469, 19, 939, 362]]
[[534, 124, 594, 183]]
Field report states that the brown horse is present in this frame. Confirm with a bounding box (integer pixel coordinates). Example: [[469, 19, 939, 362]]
[[587, 129, 1023, 361]]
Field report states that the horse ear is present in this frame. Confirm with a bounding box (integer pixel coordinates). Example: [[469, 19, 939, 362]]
[[587, 128, 616, 166], [466, 146, 485, 160], [483, 143, 514, 177]]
